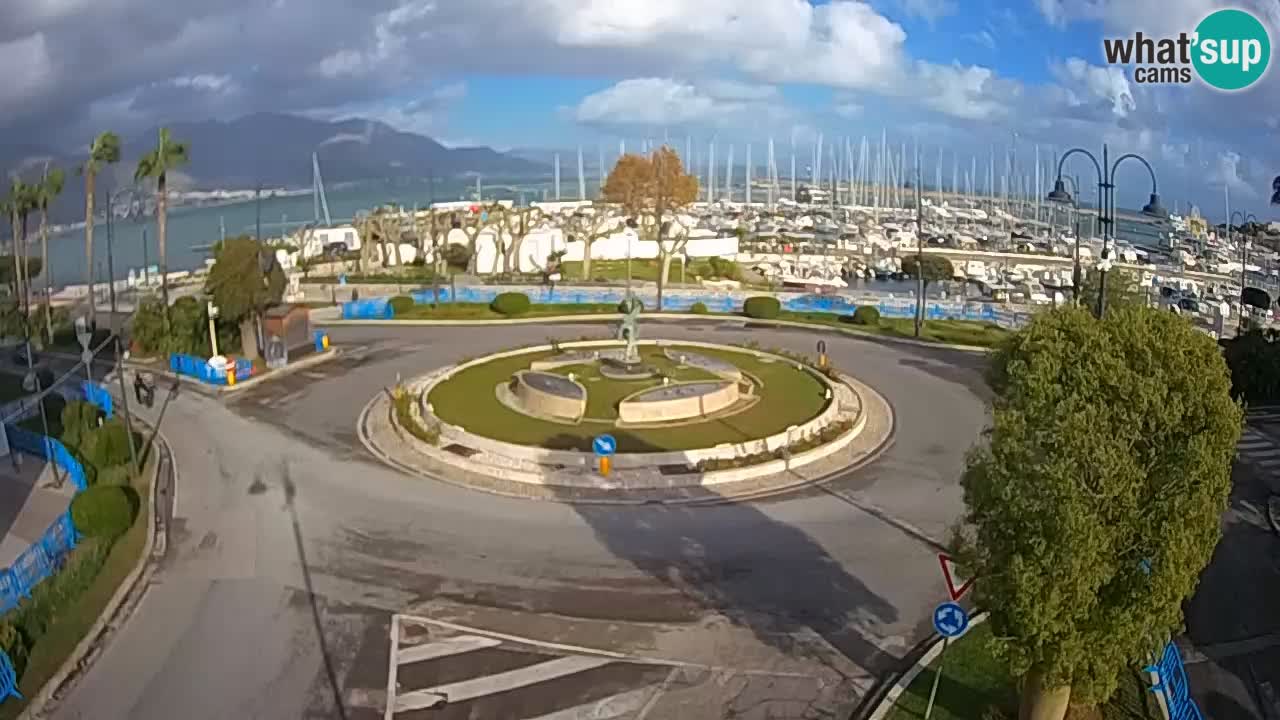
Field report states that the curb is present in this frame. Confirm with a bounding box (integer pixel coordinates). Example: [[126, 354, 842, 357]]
[[858, 612, 989, 720], [327, 313, 997, 353], [216, 348, 341, 394], [358, 379, 896, 507], [18, 418, 174, 719]]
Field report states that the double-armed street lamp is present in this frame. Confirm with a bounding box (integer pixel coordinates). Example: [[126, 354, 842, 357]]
[[1047, 144, 1166, 318], [1052, 175, 1086, 304]]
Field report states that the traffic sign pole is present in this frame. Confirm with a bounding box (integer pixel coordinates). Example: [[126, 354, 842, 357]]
[[600, 456, 611, 477], [924, 637, 949, 720]]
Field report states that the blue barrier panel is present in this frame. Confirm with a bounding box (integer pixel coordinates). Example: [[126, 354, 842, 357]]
[[1145, 642, 1204, 720], [80, 381, 114, 418], [5, 427, 86, 492], [0, 647, 20, 702], [0, 511, 77, 615]]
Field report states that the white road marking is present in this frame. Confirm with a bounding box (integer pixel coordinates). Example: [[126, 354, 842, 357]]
[[521, 686, 656, 720], [394, 614, 818, 677], [396, 635, 503, 665], [394, 656, 614, 713], [384, 614, 400, 720]]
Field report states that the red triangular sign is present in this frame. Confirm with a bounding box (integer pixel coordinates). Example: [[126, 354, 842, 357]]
[[939, 554, 974, 601]]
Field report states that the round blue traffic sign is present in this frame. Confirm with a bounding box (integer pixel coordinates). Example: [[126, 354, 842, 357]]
[[592, 434, 617, 457], [933, 602, 969, 638]]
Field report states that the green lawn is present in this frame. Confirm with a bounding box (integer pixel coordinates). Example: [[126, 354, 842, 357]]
[[394, 302, 619, 320], [375, 300, 1011, 349], [776, 311, 1010, 348], [888, 624, 1162, 720], [428, 343, 828, 452]]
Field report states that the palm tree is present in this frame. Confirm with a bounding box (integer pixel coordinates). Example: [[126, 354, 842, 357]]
[[1272, 175, 1280, 205], [36, 167, 65, 344], [134, 128, 188, 333], [2, 186, 17, 315], [8, 178, 36, 319], [80, 131, 121, 330]]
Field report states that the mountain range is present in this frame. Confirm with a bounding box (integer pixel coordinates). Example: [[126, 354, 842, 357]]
[[1, 113, 550, 225]]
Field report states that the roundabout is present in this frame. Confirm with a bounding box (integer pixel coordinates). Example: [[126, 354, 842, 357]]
[[47, 317, 991, 720], [365, 326, 894, 500]]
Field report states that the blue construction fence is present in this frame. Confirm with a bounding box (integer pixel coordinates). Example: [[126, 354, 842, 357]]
[[344, 285, 1030, 328], [0, 379, 122, 701], [81, 381, 113, 418], [0, 511, 78, 615], [169, 354, 253, 386], [1146, 641, 1205, 719]]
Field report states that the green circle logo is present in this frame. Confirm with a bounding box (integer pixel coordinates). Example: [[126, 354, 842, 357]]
[[1192, 9, 1271, 91]]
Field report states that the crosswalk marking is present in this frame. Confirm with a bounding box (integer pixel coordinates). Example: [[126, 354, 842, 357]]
[[397, 635, 503, 665], [1237, 428, 1280, 472], [520, 686, 656, 720], [395, 656, 616, 713]]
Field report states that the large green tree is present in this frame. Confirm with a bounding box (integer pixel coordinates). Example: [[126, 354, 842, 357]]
[[958, 305, 1240, 720], [205, 235, 285, 359], [134, 127, 189, 332], [81, 131, 121, 329]]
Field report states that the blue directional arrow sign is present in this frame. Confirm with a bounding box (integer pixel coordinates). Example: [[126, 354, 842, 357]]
[[933, 602, 970, 638], [592, 434, 617, 457]]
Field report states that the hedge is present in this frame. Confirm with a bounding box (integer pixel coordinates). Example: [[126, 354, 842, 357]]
[[689, 302, 709, 314], [491, 292, 532, 316], [389, 295, 415, 315], [70, 485, 138, 539], [851, 306, 881, 325], [743, 296, 781, 319]]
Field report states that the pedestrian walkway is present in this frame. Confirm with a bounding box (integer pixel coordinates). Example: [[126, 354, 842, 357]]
[[0, 457, 76, 567], [384, 614, 852, 720]]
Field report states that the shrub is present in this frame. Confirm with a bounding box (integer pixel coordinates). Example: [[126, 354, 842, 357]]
[[707, 257, 741, 280], [70, 484, 138, 539], [743, 296, 781, 319], [689, 302, 709, 314], [618, 297, 643, 314], [442, 243, 471, 270], [81, 419, 133, 475], [490, 292, 531, 316], [851, 305, 881, 325], [389, 295, 415, 315], [60, 400, 103, 452]]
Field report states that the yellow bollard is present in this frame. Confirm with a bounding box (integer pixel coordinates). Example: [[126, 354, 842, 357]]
[[600, 456, 611, 477], [226, 368, 236, 387], [322, 334, 330, 350]]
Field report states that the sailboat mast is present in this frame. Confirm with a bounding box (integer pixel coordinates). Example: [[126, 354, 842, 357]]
[[724, 145, 735, 202], [745, 143, 753, 206], [312, 152, 331, 226], [577, 146, 586, 200], [554, 153, 561, 201]]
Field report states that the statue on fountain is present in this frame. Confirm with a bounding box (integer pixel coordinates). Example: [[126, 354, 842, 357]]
[[617, 295, 642, 365]]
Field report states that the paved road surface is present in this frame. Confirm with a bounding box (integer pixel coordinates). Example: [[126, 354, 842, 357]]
[[1183, 414, 1280, 720], [49, 319, 991, 719]]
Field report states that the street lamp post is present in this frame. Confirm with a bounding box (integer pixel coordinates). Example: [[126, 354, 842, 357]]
[[1231, 210, 1259, 331], [1047, 144, 1166, 318], [1054, 175, 1085, 304]]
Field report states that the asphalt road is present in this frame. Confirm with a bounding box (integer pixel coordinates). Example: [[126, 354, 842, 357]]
[[49, 319, 991, 720]]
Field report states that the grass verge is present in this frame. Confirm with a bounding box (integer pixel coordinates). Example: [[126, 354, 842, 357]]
[[0, 454, 152, 719], [369, 300, 1011, 349], [393, 302, 619, 320], [428, 343, 828, 452], [887, 624, 1161, 720]]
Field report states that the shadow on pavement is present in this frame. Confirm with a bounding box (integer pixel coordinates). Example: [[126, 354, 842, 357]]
[[552, 432, 902, 676], [1183, 458, 1280, 720]]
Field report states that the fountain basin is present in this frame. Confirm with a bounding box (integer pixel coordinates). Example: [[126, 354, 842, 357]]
[[618, 380, 740, 424], [511, 371, 586, 421]]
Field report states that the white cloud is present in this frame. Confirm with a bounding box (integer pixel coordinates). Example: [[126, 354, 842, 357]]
[[575, 78, 779, 127], [0, 33, 55, 108], [1049, 58, 1136, 118], [834, 101, 862, 118], [1207, 151, 1255, 196], [897, 0, 957, 24], [908, 62, 1013, 120]]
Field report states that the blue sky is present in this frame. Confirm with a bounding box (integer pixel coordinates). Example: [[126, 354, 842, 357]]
[[2, 0, 1278, 218]]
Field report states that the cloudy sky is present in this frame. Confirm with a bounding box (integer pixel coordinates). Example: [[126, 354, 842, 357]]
[[2, 0, 1278, 217]]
